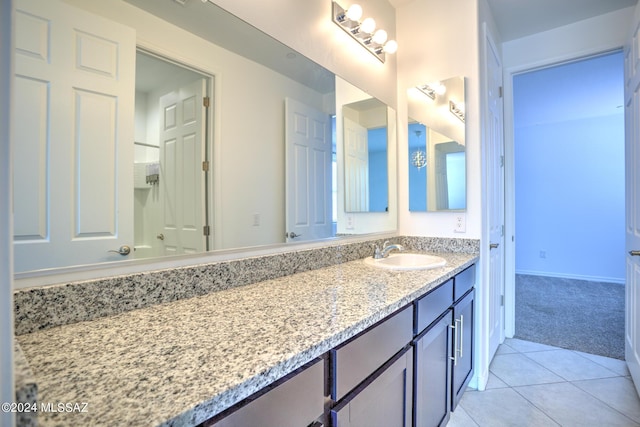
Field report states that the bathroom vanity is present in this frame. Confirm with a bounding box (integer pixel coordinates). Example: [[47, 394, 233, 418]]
[[15, 243, 477, 426]]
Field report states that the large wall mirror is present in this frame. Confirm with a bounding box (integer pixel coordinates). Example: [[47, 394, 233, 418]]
[[12, 0, 397, 276], [407, 76, 466, 212]]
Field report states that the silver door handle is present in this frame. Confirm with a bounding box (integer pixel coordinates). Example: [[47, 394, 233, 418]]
[[459, 314, 464, 358], [490, 243, 499, 249], [108, 245, 131, 255], [450, 320, 459, 366], [287, 232, 302, 239], [630, 250, 640, 256]]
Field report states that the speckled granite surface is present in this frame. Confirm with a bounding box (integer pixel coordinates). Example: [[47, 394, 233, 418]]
[[14, 340, 37, 427], [17, 251, 477, 427], [14, 237, 479, 335]]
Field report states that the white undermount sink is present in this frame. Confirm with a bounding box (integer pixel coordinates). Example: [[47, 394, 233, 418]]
[[363, 253, 447, 271]]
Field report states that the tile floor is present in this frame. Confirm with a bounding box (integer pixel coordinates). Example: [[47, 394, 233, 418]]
[[448, 338, 640, 427]]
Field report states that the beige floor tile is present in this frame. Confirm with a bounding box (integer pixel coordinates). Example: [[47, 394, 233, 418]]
[[490, 353, 563, 387], [524, 349, 620, 381], [459, 388, 558, 427], [515, 382, 640, 427], [573, 376, 640, 423]]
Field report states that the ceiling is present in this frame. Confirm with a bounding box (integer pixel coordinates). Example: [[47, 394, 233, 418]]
[[390, 0, 638, 42], [486, 0, 638, 41]]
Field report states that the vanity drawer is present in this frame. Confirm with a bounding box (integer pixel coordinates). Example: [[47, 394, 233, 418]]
[[331, 305, 413, 401], [207, 358, 324, 427], [454, 264, 476, 302], [415, 278, 454, 334]]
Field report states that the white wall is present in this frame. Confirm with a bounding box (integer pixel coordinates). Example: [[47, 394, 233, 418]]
[[1, 0, 14, 424], [397, 0, 481, 239], [210, 0, 398, 109]]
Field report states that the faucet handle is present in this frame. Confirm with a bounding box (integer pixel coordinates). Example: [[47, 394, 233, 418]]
[[373, 244, 382, 259], [383, 240, 390, 247]]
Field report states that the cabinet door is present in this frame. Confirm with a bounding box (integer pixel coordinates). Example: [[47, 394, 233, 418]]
[[331, 347, 413, 427], [414, 311, 452, 427], [451, 289, 474, 410], [208, 359, 324, 427]]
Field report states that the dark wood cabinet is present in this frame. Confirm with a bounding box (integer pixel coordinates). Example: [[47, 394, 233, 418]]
[[331, 347, 413, 427], [413, 311, 453, 427], [451, 288, 474, 411]]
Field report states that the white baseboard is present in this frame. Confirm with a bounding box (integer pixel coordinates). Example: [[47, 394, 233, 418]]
[[515, 269, 625, 285]]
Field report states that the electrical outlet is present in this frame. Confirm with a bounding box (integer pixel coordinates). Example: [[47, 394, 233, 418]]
[[539, 251, 546, 259], [252, 213, 260, 227], [346, 215, 355, 230], [454, 214, 466, 233]]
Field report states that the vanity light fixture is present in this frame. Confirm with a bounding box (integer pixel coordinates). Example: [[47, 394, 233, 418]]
[[332, 1, 398, 63], [417, 82, 446, 100], [449, 100, 465, 123]]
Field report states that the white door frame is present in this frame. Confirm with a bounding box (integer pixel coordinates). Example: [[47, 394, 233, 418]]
[[502, 48, 625, 338], [1, 1, 15, 425]]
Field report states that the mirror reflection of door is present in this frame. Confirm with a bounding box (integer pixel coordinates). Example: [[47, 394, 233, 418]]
[[134, 51, 211, 259], [342, 98, 389, 213], [284, 97, 333, 242], [12, 0, 136, 273]]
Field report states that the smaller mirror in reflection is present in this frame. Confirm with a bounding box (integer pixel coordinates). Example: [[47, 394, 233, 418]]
[[408, 75, 466, 212], [408, 120, 466, 211], [343, 98, 389, 213]]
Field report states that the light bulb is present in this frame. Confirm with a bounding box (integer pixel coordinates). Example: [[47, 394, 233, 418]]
[[360, 17, 376, 34], [383, 40, 398, 54], [372, 29, 388, 45], [345, 4, 363, 21], [434, 82, 446, 95]]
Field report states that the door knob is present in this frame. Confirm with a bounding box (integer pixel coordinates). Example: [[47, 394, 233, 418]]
[[630, 250, 640, 256], [108, 245, 131, 255], [157, 233, 165, 241], [287, 232, 302, 239], [490, 243, 499, 249]]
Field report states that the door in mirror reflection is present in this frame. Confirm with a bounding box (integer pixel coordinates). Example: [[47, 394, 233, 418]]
[[343, 98, 389, 213], [134, 51, 212, 259], [12, 0, 136, 273], [285, 97, 333, 242]]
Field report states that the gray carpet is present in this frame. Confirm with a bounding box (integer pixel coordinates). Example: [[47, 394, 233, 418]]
[[515, 274, 625, 360]]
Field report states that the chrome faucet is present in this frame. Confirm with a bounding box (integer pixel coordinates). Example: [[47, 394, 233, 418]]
[[373, 241, 405, 259]]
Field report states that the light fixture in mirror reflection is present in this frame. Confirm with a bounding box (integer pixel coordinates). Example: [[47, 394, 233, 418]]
[[13, 0, 398, 275], [407, 76, 467, 212], [343, 98, 389, 213]]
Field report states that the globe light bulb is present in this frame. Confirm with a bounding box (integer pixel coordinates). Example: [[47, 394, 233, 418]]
[[383, 40, 398, 54], [372, 29, 388, 45], [345, 4, 363, 21], [360, 17, 376, 34]]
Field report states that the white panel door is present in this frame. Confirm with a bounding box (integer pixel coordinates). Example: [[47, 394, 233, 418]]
[[486, 27, 506, 360], [625, 4, 640, 393], [344, 117, 369, 212], [13, 0, 135, 272], [159, 78, 207, 255], [285, 98, 332, 242]]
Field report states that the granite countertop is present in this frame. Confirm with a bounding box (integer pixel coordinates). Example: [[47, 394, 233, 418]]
[[16, 251, 477, 426]]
